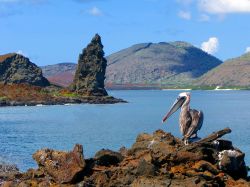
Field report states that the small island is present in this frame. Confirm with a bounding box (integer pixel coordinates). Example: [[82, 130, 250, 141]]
[[0, 34, 125, 106]]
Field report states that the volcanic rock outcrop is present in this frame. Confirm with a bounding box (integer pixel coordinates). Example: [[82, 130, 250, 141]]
[[2, 128, 249, 186], [0, 53, 50, 87], [70, 34, 108, 96]]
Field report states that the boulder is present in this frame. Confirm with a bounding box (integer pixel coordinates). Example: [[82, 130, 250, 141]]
[[0, 53, 50, 87], [32, 144, 85, 184], [70, 34, 108, 96], [218, 149, 248, 179], [0, 163, 19, 179], [95, 149, 123, 166]]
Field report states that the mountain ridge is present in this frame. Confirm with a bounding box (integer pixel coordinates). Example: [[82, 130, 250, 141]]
[[106, 41, 222, 86], [41, 41, 224, 88], [195, 52, 250, 87]]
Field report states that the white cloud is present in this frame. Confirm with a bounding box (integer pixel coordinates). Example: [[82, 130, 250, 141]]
[[87, 6, 103, 16], [199, 14, 210, 22], [246, 47, 250, 53], [178, 10, 191, 20], [16, 50, 27, 56], [199, 0, 250, 14], [201, 37, 219, 54]]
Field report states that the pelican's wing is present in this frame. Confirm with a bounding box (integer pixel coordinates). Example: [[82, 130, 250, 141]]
[[184, 110, 203, 139]]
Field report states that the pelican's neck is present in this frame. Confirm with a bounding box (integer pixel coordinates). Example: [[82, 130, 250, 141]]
[[181, 96, 190, 113]]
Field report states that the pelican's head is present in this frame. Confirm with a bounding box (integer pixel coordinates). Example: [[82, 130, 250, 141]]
[[162, 92, 190, 123]]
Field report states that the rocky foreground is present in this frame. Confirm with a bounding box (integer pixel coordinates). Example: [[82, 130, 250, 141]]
[[1, 128, 249, 187]]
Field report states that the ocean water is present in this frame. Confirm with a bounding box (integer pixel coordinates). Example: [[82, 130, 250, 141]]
[[0, 90, 250, 171]]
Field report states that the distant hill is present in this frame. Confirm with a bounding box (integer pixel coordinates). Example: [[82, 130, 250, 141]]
[[41, 41, 223, 88], [41, 63, 76, 87], [0, 53, 50, 87], [196, 52, 250, 87], [106, 41, 223, 88]]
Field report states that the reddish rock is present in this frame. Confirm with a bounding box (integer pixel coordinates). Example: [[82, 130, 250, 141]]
[[32, 144, 85, 184], [2, 128, 250, 186]]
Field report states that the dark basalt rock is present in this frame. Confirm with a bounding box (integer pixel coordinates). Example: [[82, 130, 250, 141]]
[[0, 53, 50, 87], [218, 149, 248, 179], [2, 128, 250, 186], [70, 34, 108, 96], [95, 149, 124, 166]]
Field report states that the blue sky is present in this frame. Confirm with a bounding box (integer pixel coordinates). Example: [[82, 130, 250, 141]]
[[0, 0, 250, 66]]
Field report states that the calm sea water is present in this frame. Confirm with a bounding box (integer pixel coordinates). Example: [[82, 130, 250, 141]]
[[0, 90, 250, 171]]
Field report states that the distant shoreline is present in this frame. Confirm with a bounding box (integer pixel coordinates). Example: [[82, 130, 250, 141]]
[[106, 86, 249, 91], [105, 83, 250, 91]]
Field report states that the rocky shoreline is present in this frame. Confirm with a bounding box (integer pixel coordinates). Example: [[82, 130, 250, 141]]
[[0, 34, 126, 107], [0, 96, 126, 107], [1, 128, 249, 186], [0, 84, 126, 107]]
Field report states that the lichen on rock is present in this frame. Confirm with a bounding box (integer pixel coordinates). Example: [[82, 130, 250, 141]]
[[2, 128, 250, 186], [32, 144, 85, 184]]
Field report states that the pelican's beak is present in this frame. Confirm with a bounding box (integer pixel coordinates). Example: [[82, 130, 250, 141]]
[[162, 96, 185, 123]]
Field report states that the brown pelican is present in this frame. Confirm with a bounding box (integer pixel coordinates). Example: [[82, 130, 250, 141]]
[[162, 92, 203, 144]]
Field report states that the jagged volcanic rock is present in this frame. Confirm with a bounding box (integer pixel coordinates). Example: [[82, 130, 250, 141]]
[[2, 129, 249, 186], [32, 144, 85, 184], [70, 34, 108, 96], [94, 149, 124, 166], [0, 53, 50, 87]]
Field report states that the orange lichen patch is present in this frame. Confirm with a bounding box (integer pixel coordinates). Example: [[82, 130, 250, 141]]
[[0, 53, 16, 62], [192, 160, 219, 174], [216, 172, 225, 178], [203, 171, 214, 178], [0, 83, 53, 101], [226, 178, 250, 187], [175, 151, 203, 162], [170, 165, 187, 174]]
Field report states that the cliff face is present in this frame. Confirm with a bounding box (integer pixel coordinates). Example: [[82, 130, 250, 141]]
[[70, 34, 108, 96], [0, 53, 50, 87]]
